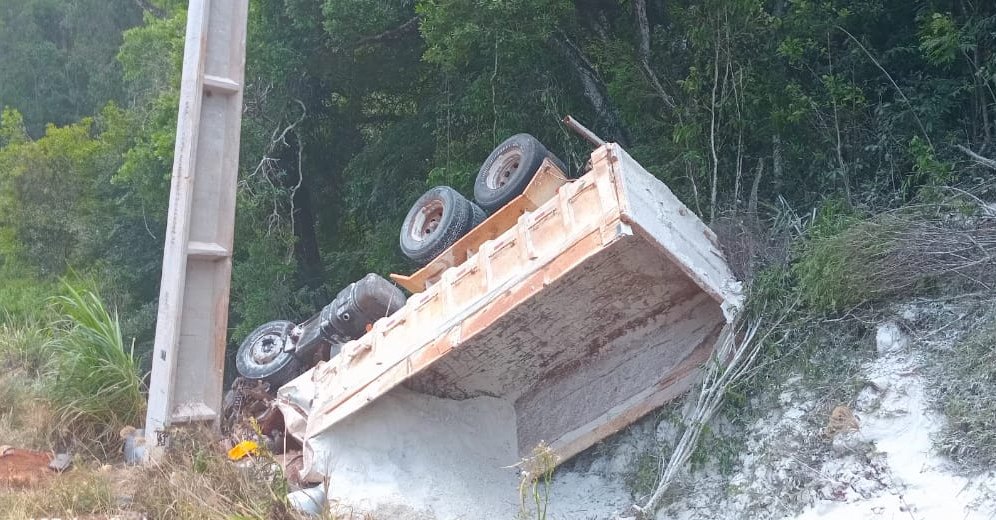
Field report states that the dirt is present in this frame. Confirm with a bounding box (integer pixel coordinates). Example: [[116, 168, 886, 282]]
[[0, 447, 54, 488]]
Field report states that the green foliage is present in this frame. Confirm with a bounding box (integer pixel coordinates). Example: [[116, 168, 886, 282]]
[[47, 282, 145, 451], [3, 0, 996, 363], [906, 135, 953, 198], [118, 10, 186, 102], [791, 200, 870, 312], [0, 0, 144, 135], [919, 13, 961, 66]]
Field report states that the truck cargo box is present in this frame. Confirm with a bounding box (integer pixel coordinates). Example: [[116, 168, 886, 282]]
[[275, 143, 742, 482]]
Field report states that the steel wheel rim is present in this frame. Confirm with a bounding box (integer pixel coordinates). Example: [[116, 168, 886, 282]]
[[409, 199, 445, 242], [486, 150, 522, 189]]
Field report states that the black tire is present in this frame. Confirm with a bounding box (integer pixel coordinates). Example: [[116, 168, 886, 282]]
[[471, 200, 487, 227], [400, 186, 478, 265], [235, 320, 300, 387], [474, 134, 566, 212]]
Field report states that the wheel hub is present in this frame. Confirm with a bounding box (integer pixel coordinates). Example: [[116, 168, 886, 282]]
[[488, 151, 522, 189], [410, 200, 445, 241], [250, 332, 285, 364]]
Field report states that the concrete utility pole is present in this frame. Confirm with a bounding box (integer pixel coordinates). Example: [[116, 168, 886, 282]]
[[144, 0, 249, 458]]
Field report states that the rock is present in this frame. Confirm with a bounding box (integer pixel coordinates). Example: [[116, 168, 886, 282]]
[[831, 431, 868, 455], [876, 322, 908, 355], [855, 385, 883, 413]]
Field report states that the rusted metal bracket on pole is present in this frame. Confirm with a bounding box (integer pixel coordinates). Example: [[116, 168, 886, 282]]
[[144, 0, 248, 459]]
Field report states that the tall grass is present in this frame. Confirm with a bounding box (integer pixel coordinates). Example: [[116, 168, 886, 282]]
[[47, 283, 145, 453]]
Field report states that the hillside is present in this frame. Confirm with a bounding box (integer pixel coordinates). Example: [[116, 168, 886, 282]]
[[1, 0, 996, 518]]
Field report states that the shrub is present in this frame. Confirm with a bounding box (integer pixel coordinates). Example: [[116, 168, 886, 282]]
[[47, 282, 145, 454], [792, 200, 996, 313]]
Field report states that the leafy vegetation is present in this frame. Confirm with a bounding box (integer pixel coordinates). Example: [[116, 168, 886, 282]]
[[47, 282, 145, 453]]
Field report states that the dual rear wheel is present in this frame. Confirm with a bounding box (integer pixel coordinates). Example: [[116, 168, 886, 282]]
[[399, 134, 566, 266]]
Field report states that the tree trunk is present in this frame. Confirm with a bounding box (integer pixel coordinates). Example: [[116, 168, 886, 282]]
[[291, 182, 323, 289], [772, 133, 784, 196], [551, 36, 632, 146]]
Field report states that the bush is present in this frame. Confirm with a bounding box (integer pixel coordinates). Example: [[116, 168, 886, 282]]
[[47, 283, 145, 454], [792, 199, 996, 313]]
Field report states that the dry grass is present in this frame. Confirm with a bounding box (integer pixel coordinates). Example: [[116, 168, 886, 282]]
[[928, 305, 996, 470], [0, 372, 58, 451], [0, 464, 118, 519]]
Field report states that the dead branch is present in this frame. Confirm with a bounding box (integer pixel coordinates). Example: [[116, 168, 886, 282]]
[[242, 100, 308, 236], [623, 311, 781, 519], [956, 144, 996, 170]]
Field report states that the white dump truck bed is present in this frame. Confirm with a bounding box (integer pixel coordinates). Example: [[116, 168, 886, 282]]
[[276, 143, 741, 483]]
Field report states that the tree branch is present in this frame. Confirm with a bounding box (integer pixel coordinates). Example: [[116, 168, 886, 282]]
[[956, 144, 996, 170], [633, 0, 676, 109], [351, 16, 421, 49]]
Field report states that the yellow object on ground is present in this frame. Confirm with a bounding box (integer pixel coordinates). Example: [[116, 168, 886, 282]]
[[227, 440, 259, 461]]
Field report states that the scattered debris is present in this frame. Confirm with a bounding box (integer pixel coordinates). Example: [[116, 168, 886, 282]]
[[227, 440, 260, 461], [47, 452, 72, 472], [287, 485, 327, 516]]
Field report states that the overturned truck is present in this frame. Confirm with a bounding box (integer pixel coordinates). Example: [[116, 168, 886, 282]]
[[263, 134, 741, 516]]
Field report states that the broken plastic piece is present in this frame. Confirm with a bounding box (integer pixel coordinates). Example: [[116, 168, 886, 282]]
[[227, 440, 260, 461]]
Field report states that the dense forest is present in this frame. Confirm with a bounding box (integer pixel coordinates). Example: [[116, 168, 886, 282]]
[[2, 0, 994, 366]]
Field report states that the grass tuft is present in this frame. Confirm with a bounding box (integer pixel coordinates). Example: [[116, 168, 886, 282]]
[[792, 201, 996, 313], [47, 282, 145, 455]]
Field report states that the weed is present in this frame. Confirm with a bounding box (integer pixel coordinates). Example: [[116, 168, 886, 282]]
[[625, 448, 661, 500], [515, 442, 560, 520]]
